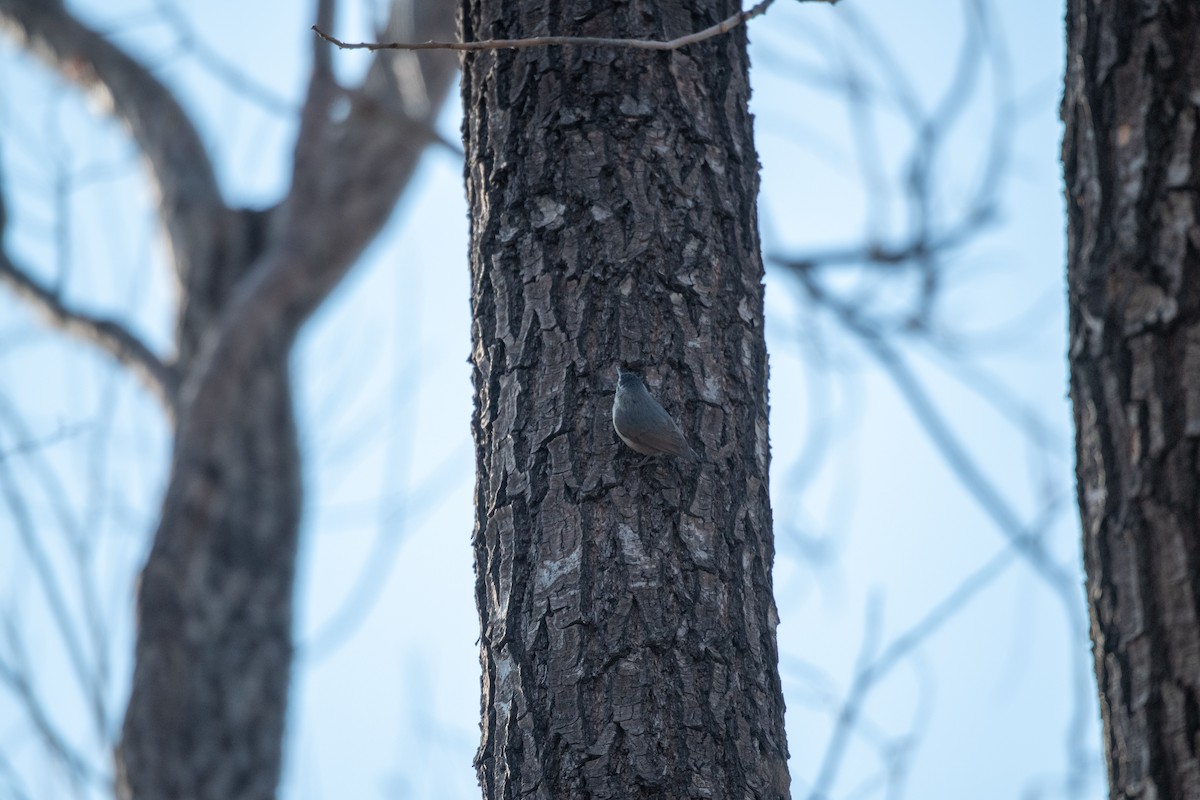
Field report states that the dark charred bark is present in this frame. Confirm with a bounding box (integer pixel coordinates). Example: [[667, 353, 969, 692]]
[[1063, 1, 1200, 797], [460, 2, 790, 798]]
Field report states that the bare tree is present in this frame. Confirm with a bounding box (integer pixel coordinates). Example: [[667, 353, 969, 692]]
[[0, 0, 457, 797], [1064, 1, 1200, 797]]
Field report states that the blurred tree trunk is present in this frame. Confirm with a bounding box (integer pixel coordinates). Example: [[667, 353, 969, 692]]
[[1063, 1, 1200, 797], [0, 1, 457, 798], [460, 1, 791, 797]]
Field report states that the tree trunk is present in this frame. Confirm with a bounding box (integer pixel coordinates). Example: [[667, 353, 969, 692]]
[[1063, 1, 1200, 797], [460, 2, 791, 798]]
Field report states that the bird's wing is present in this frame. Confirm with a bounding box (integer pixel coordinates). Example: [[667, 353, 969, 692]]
[[630, 415, 693, 458]]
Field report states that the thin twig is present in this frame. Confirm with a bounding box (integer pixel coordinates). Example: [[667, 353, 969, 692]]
[[153, 0, 296, 116], [806, 546, 1019, 800], [0, 618, 104, 789], [311, 0, 831, 54], [0, 422, 91, 462], [0, 423, 96, 722]]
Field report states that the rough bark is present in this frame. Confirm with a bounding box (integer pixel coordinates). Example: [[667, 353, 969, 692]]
[[0, 1, 458, 798], [460, 1, 790, 798], [1063, 1, 1200, 797]]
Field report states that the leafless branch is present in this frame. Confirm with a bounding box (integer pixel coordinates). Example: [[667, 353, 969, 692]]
[[777, 260, 1095, 798], [788, 264, 1078, 590], [762, 1, 1096, 795], [73, 375, 124, 737], [151, 0, 296, 116], [0, 252, 175, 410], [0, 421, 98, 726], [806, 544, 1019, 800], [299, 440, 470, 661], [175, 0, 460, 445], [0, 0, 230, 286], [311, 0, 836, 54], [0, 615, 106, 791], [0, 421, 91, 461]]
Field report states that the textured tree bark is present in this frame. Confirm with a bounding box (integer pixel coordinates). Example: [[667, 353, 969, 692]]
[[0, 1, 457, 798], [1063, 1, 1200, 797], [460, 2, 790, 798]]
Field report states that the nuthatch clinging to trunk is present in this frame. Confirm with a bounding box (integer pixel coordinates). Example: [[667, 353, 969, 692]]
[[612, 368, 697, 461]]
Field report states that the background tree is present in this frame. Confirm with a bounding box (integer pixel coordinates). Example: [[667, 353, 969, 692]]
[[1064, 1, 1200, 796], [0, 0, 456, 796], [0, 0, 1092, 799]]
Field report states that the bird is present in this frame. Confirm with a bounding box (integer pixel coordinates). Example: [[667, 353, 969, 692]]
[[612, 368, 697, 462]]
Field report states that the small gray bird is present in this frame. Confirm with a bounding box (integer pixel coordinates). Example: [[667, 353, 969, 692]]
[[612, 368, 697, 461]]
